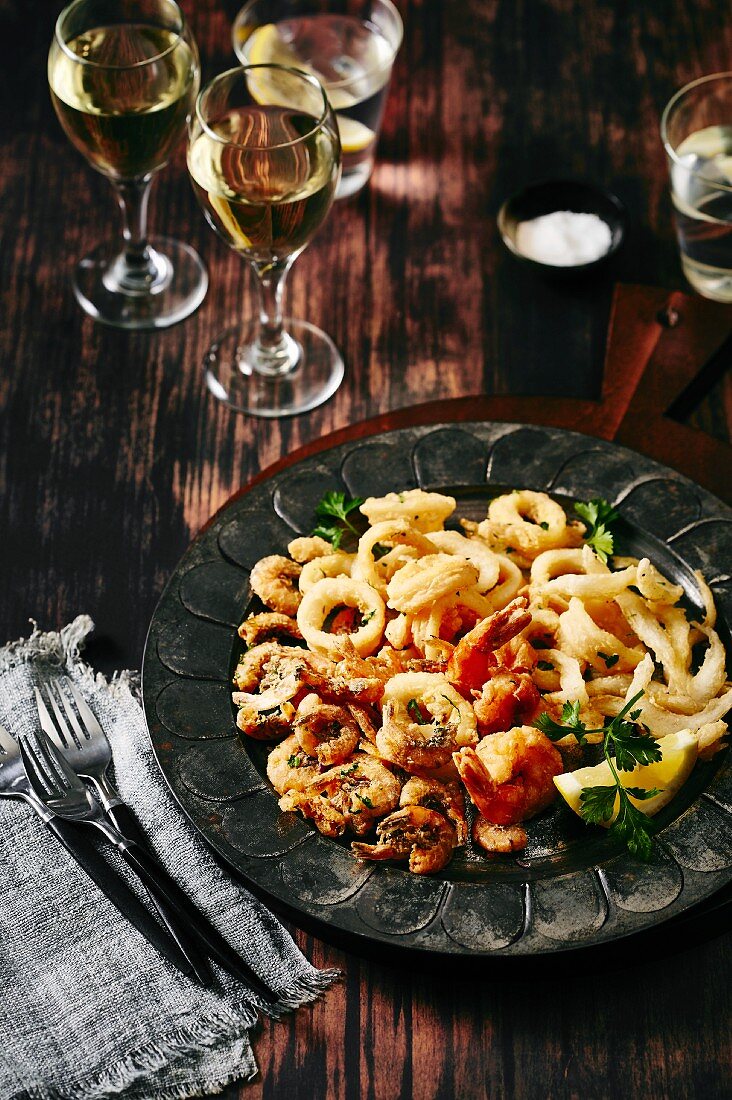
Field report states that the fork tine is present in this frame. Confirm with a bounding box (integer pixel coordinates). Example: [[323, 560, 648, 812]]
[[66, 681, 105, 739], [53, 681, 89, 745], [18, 737, 54, 798], [33, 728, 71, 790], [33, 687, 67, 752], [42, 683, 79, 749], [35, 686, 70, 751], [35, 729, 85, 792]]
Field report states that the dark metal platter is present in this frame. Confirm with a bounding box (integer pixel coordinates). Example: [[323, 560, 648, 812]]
[[142, 423, 732, 960]]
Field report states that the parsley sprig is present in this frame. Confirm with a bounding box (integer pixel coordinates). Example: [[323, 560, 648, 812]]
[[574, 497, 619, 564], [535, 691, 663, 860], [312, 491, 365, 550]]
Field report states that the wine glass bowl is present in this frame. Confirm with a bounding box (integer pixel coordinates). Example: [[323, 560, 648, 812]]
[[188, 65, 343, 416], [48, 0, 208, 329]]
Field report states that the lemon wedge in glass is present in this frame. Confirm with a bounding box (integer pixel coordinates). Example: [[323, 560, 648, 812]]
[[554, 729, 698, 824], [242, 24, 374, 153]]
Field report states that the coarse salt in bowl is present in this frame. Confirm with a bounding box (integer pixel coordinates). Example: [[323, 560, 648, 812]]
[[498, 180, 627, 274]]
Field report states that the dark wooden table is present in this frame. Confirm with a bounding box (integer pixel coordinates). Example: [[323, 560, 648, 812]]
[[2, 2, 731, 1097]]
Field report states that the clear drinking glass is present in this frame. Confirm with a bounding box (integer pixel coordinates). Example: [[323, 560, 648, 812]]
[[48, 0, 207, 329], [662, 72, 732, 302], [188, 65, 343, 416], [232, 0, 403, 199]]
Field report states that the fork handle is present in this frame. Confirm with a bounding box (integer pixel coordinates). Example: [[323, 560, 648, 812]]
[[117, 838, 277, 1001], [104, 804, 214, 988]]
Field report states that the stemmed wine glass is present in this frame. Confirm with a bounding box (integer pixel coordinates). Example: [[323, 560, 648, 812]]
[[187, 64, 343, 416], [48, 0, 207, 329]]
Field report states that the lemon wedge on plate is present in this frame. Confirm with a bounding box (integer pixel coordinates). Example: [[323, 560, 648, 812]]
[[554, 729, 698, 824], [242, 24, 374, 153]]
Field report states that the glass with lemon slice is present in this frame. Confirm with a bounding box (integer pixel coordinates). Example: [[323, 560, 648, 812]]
[[233, 0, 402, 198], [662, 72, 732, 301], [188, 65, 343, 416]]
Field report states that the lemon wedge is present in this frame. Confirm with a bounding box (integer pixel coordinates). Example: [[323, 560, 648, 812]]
[[554, 729, 698, 824], [242, 23, 374, 152]]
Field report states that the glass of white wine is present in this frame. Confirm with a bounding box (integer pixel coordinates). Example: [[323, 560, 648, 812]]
[[48, 0, 207, 329], [188, 65, 343, 417]]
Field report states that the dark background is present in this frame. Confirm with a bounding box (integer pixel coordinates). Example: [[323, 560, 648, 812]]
[[1, 1, 730, 1097]]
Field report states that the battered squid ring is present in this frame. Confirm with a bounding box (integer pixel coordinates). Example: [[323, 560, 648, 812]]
[[428, 530, 501, 592], [386, 553, 480, 615], [354, 520, 438, 596], [359, 488, 456, 533], [480, 490, 584, 560], [477, 554, 524, 613], [299, 552, 354, 594], [297, 577, 386, 657]]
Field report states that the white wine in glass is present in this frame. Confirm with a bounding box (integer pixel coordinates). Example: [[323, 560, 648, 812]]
[[48, 0, 207, 329], [188, 65, 343, 416]]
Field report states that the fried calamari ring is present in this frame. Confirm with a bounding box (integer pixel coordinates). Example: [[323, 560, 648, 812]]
[[386, 554, 480, 615], [359, 489, 456, 533], [354, 520, 438, 596], [428, 530, 501, 592], [479, 490, 584, 560], [299, 552, 354, 594], [297, 577, 386, 657]]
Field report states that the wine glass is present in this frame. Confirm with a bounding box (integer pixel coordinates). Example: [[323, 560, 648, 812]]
[[48, 0, 207, 329], [188, 65, 343, 416]]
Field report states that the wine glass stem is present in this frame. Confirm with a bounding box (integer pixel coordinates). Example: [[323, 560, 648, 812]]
[[248, 258, 299, 377], [107, 177, 168, 296]]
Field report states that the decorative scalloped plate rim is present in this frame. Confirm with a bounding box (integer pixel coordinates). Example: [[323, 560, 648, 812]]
[[142, 421, 732, 959]]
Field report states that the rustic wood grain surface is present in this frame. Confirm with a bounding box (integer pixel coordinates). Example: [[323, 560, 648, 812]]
[[1, 1, 731, 1097]]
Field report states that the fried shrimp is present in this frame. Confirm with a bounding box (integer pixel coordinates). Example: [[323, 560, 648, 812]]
[[446, 596, 531, 693], [472, 816, 528, 854], [376, 673, 477, 773], [399, 776, 468, 844], [293, 695, 360, 767], [280, 754, 401, 837], [472, 670, 541, 735], [266, 733, 320, 795], [453, 726, 562, 825], [250, 555, 302, 616], [352, 806, 456, 874], [238, 612, 302, 648]]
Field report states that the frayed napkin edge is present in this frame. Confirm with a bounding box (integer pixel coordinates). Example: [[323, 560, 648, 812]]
[[0, 616, 140, 703], [30, 966, 340, 1100]]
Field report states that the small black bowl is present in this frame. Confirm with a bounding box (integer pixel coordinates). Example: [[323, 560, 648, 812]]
[[498, 179, 627, 276]]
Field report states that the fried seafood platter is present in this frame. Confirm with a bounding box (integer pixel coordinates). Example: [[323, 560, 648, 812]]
[[231, 488, 731, 875]]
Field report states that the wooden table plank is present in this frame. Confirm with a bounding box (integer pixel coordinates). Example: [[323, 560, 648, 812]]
[[1, 1, 730, 1098]]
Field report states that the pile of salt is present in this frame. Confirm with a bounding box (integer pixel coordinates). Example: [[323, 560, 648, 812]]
[[515, 210, 612, 267]]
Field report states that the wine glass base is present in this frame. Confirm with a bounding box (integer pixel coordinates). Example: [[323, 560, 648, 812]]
[[73, 237, 208, 330], [204, 320, 344, 417]]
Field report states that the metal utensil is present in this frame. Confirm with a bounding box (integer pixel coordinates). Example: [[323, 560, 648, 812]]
[[35, 682, 213, 988], [0, 722, 192, 976], [24, 716, 277, 1000]]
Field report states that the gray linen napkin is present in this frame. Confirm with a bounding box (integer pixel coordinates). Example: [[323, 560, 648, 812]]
[[0, 617, 338, 1100]]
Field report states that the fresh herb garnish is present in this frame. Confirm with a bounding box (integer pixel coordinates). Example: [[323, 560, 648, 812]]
[[407, 698, 430, 724], [537, 660, 555, 672], [287, 754, 302, 768], [598, 651, 620, 668], [535, 691, 662, 859], [539, 521, 550, 530], [574, 497, 619, 564], [312, 491, 365, 549], [340, 763, 358, 777], [372, 542, 390, 560], [357, 793, 374, 808]]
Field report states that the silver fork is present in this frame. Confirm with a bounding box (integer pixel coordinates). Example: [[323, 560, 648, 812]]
[[36, 681, 213, 988], [0, 723, 191, 974], [29, 699, 276, 998]]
